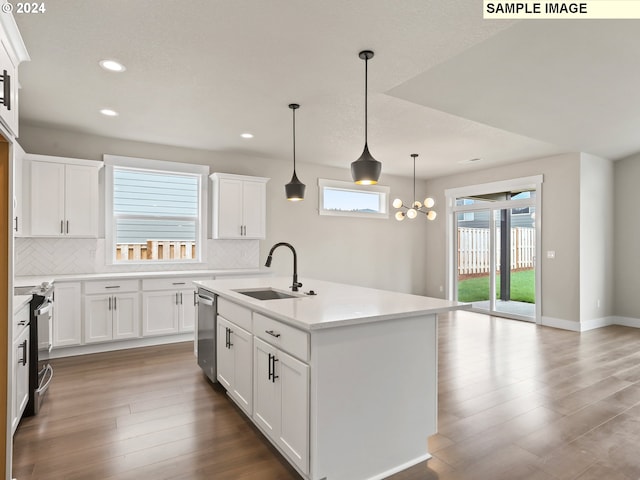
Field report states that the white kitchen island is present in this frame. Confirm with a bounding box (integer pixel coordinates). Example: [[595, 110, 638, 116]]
[[194, 276, 469, 480]]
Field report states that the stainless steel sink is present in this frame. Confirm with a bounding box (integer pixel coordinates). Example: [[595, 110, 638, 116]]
[[234, 288, 300, 300]]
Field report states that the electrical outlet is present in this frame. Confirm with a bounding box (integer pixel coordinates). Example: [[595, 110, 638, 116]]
[[547, 250, 555, 259]]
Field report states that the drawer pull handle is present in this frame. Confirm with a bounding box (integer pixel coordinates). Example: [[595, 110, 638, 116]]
[[265, 330, 281, 338], [19, 339, 27, 366], [172, 282, 186, 285], [225, 327, 233, 349], [0, 69, 10, 110], [105, 286, 121, 289], [268, 353, 279, 383]]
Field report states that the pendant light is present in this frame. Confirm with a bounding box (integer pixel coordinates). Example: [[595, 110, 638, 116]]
[[393, 154, 437, 221], [285, 103, 306, 201], [351, 50, 382, 185]]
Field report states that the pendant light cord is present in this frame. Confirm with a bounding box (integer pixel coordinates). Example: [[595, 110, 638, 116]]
[[364, 56, 368, 145], [292, 106, 297, 173], [413, 155, 416, 203]]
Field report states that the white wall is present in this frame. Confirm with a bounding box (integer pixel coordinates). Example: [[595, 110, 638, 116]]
[[614, 153, 640, 319], [17, 124, 429, 294], [579, 154, 614, 324], [423, 153, 582, 326]]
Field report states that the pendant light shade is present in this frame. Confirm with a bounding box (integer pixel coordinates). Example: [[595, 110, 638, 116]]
[[285, 103, 306, 201], [351, 50, 382, 185]]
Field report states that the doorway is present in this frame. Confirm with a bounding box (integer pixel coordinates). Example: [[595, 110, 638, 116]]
[[446, 176, 542, 323]]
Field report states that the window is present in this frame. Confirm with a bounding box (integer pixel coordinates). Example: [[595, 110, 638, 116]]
[[318, 179, 389, 219], [104, 155, 208, 264], [456, 198, 475, 222]]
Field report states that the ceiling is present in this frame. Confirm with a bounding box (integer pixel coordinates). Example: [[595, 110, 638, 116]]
[[13, 1, 640, 180]]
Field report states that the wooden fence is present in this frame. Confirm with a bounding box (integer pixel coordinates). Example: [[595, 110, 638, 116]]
[[457, 227, 535, 276], [116, 241, 196, 261]]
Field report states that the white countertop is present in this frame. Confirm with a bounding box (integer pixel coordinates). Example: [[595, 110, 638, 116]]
[[14, 268, 271, 287], [194, 276, 470, 331], [13, 295, 32, 314]]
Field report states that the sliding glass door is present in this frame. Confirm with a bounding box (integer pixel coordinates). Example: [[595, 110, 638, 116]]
[[454, 191, 537, 322]]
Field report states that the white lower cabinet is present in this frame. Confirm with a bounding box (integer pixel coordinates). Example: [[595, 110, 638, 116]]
[[142, 277, 203, 336], [141, 289, 195, 336], [84, 293, 139, 343], [53, 282, 82, 347], [253, 337, 309, 475], [12, 306, 30, 434], [216, 315, 253, 414]]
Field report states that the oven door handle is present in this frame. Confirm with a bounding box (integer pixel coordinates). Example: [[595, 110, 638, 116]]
[[197, 294, 215, 306], [35, 299, 53, 316], [36, 364, 54, 394]]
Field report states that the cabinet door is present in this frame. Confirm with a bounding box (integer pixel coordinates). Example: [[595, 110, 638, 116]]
[[142, 291, 179, 336], [31, 160, 65, 236], [178, 289, 196, 332], [231, 324, 253, 414], [216, 177, 243, 238], [216, 316, 234, 390], [12, 328, 29, 433], [53, 282, 82, 347], [64, 164, 98, 237], [242, 180, 266, 239], [278, 350, 310, 474], [253, 337, 280, 440], [0, 35, 18, 135], [84, 295, 113, 343], [113, 293, 139, 339], [13, 142, 24, 236]]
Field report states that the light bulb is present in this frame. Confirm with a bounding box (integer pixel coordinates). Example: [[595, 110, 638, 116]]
[[413, 200, 422, 209], [427, 210, 437, 221], [407, 208, 417, 219], [392, 198, 403, 209], [424, 197, 435, 209], [395, 211, 405, 221]]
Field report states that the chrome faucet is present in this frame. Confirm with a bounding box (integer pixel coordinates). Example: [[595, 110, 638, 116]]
[[265, 242, 302, 292]]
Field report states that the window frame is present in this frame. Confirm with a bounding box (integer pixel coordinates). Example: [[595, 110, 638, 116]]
[[104, 154, 209, 265], [318, 178, 390, 219]]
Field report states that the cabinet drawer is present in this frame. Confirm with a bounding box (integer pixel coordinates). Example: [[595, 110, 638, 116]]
[[142, 277, 210, 291], [217, 297, 252, 332], [254, 313, 309, 362], [85, 279, 139, 294], [14, 304, 30, 339]]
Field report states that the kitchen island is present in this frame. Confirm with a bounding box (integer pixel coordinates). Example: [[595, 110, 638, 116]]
[[194, 276, 469, 480]]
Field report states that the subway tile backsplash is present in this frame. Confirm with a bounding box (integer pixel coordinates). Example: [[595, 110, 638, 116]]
[[14, 238, 259, 276]]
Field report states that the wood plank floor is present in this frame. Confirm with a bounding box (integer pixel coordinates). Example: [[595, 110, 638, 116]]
[[13, 310, 640, 480]]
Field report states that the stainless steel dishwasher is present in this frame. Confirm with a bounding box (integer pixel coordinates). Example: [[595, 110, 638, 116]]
[[196, 289, 217, 383]]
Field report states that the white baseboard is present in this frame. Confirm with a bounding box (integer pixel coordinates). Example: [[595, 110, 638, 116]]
[[541, 316, 582, 331], [541, 315, 640, 332], [49, 333, 194, 358], [611, 316, 640, 328]]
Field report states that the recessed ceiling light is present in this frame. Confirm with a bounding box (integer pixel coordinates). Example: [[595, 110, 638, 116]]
[[241, 133, 254, 139], [99, 59, 126, 72], [100, 108, 118, 117], [458, 157, 482, 164]]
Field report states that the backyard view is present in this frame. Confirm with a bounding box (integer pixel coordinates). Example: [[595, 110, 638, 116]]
[[457, 269, 535, 303]]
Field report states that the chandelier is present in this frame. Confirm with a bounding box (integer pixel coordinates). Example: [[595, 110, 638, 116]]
[[393, 154, 437, 221]]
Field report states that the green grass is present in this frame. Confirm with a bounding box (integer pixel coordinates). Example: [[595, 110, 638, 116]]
[[458, 269, 535, 303]]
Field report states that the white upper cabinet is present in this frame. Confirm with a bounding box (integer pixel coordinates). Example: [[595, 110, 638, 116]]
[[28, 155, 102, 237], [210, 173, 269, 239], [13, 141, 24, 235], [0, 11, 29, 137]]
